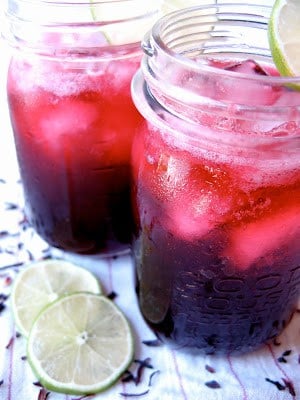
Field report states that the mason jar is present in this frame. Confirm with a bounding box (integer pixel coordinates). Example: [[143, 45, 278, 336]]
[[3, 0, 162, 255], [131, 3, 300, 354]]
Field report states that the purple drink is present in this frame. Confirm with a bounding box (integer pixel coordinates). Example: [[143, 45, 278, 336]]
[[4, 0, 162, 254], [131, 4, 300, 354]]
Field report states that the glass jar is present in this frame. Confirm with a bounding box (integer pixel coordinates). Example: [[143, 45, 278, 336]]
[[131, 3, 300, 354], [3, 0, 162, 255]]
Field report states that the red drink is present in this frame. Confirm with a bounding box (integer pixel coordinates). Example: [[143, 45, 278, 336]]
[[7, 52, 142, 253], [131, 5, 300, 354], [132, 113, 299, 353], [4, 0, 163, 254]]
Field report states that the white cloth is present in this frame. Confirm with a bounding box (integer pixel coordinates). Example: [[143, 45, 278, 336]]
[[0, 179, 300, 400]]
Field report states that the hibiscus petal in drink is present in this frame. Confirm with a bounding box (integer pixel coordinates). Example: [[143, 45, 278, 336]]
[[224, 204, 300, 270]]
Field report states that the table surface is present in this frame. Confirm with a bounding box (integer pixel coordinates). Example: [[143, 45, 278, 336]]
[[1, 26, 300, 400]]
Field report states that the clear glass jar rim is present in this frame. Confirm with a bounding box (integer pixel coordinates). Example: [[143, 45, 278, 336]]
[[8, 0, 142, 4], [149, 3, 300, 84]]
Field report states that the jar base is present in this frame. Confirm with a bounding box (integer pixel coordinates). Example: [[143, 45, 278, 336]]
[[50, 243, 131, 262], [141, 309, 297, 356]]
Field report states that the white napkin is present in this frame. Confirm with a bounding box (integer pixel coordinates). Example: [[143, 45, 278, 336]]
[[0, 179, 300, 400]]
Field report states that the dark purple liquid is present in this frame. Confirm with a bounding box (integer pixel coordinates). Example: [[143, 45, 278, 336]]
[[131, 59, 300, 353], [7, 55, 142, 253], [134, 199, 300, 354]]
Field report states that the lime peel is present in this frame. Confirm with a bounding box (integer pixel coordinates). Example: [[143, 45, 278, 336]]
[[88, 0, 162, 46], [268, 0, 300, 89]]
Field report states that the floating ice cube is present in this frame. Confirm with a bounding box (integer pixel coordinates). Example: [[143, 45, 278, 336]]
[[166, 192, 214, 240], [198, 59, 282, 106], [39, 98, 99, 144], [223, 204, 300, 270], [164, 188, 233, 241]]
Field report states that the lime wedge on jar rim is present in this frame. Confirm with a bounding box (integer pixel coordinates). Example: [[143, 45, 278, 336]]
[[268, 0, 300, 81], [27, 292, 134, 395], [11, 259, 101, 337], [89, 0, 162, 45], [89, 1, 217, 45]]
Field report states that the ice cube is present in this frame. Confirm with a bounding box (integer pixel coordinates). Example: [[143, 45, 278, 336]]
[[157, 157, 234, 240], [164, 189, 232, 241], [40, 98, 99, 144], [106, 57, 140, 93], [165, 192, 214, 239], [274, 87, 300, 107], [223, 204, 300, 270], [224, 59, 271, 76], [154, 154, 191, 202], [211, 59, 282, 106]]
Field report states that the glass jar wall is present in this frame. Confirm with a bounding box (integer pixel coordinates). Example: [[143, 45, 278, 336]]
[[131, 3, 300, 354], [3, 0, 162, 255]]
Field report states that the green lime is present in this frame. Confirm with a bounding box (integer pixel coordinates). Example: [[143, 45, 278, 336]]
[[89, 1, 160, 45], [27, 293, 134, 395], [268, 0, 300, 78], [11, 259, 101, 337]]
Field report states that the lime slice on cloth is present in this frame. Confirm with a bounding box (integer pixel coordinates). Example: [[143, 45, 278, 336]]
[[11, 259, 101, 337], [27, 293, 134, 395], [268, 0, 300, 77]]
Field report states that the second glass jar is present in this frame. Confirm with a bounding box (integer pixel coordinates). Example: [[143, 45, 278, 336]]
[[4, 0, 162, 254]]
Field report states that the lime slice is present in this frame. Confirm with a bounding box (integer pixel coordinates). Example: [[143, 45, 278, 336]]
[[27, 293, 134, 395], [11, 259, 101, 337], [89, 1, 217, 45], [89, 1, 162, 45], [268, 0, 300, 77]]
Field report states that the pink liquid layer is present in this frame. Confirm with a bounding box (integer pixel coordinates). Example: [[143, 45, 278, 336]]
[[8, 53, 143, 253], [132, 60, 300, 353]]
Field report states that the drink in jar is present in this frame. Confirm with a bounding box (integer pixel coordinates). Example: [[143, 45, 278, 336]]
[[7, 50, 141, 253], [131, 4, 300, 354], [5, 1, 160, 254]]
